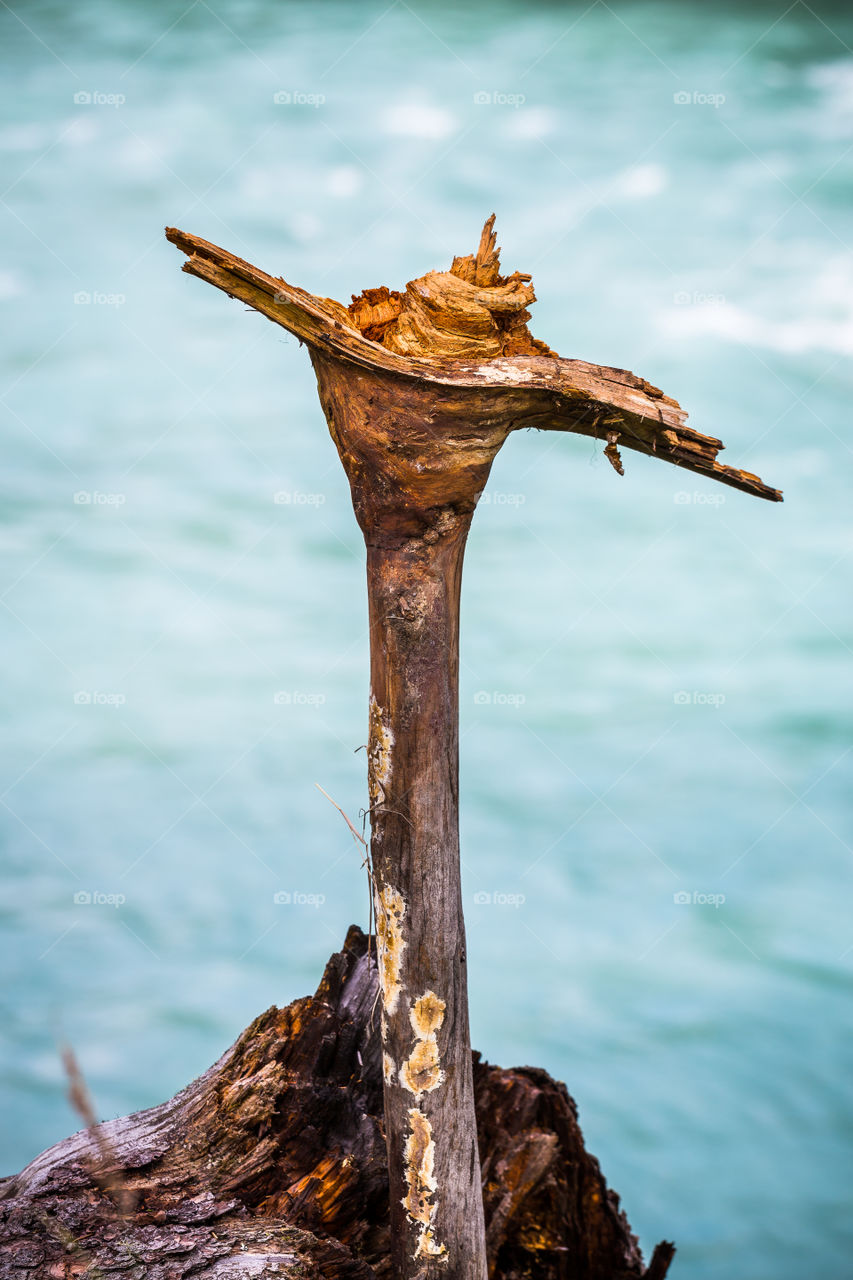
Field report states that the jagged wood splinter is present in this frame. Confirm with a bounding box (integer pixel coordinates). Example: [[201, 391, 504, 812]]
[[166, 215, 781, 1280]]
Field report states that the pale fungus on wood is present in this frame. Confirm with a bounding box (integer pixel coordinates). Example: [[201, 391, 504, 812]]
[[0, 927, 678, 1279]]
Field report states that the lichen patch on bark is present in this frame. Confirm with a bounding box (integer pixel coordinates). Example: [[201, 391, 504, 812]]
[[400, 1040, 442, 1097], [375, 884, 406, 1015], [470, 359, 537, 383], [400, 990, 446, 1098], [409, 990, 445, 1039], [402, 1108, 447, 1263]]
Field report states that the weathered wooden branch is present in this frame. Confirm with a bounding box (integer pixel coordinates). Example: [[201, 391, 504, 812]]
[[0, 928, 674, 1280], [164, 219, 782, 503], [162, 217, 778, 1280]]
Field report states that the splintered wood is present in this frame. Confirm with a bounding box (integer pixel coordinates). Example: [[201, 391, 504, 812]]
[[163, 212, 776, 1280], [346, 215, 555, 360], [165, 219, 782, 503]]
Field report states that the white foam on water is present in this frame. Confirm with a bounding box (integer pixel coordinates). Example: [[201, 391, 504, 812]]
[[381, 102, 456, 139], [505, 107, 558, 140], [659, 256, 853, 355], [0, 270, 24, 299], [326, 165, 363, 198], [0, 123, 49, 151], [613, 163, 668, 200]]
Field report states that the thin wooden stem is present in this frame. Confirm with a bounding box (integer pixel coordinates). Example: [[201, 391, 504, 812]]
[[366, 520, 486, 1280]]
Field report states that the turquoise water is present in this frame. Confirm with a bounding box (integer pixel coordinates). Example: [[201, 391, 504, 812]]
[[1, 1, 852, 1274]]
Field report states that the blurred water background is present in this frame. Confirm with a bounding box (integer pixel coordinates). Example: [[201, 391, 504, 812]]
[[1, 0, 852, 1274]]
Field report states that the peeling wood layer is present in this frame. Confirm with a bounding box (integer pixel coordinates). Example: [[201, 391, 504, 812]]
[[348, 215, 555, 362], [161, 215, 717, 1280], [0, 926, 674, 1280], [374, 885, 406, 1016], [402, 1109, 447, 1263], [368, 695, 394, 812]]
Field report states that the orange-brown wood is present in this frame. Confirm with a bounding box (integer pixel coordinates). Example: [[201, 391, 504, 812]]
[[165, 217, 778, 1280]]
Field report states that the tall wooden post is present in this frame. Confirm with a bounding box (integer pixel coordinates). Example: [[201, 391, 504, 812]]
[[167, 217, 781, 1280], [310, 349, 505, 1277]]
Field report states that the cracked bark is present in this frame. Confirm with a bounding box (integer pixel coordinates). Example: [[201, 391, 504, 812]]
[[0, 928, 675, 1280], [161, 215, 779, 1280]]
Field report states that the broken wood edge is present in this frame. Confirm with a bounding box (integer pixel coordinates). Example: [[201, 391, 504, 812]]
[[0, 927, 675, 1280], [164, 227, 782, 504]]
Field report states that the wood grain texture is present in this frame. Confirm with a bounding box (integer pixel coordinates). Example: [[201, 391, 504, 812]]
[[309, 348, 498, 1279], [165, 221, 782, 502], [161, 217, 762, 1280], [0, 929, 674, 1280]]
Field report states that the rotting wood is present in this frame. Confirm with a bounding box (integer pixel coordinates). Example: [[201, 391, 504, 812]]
[[165, 215, 778, 1280], [0, 927, 675, 1280], [165, 218, 783, 502]]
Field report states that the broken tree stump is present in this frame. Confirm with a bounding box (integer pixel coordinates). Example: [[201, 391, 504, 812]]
[[165, 215, 778, 1280], [0, 928, 674, 1280]]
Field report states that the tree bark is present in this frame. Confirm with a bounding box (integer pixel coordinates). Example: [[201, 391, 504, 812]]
[[366, 528, 483, 1279], [158, 217, 777, 1280], [310, 344, 509, 1280], [0, 928, 674, 1280], [164, 223, 783, 504]]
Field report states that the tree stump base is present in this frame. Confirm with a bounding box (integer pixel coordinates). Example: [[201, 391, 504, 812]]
[[0, 928, 674, 1279]]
